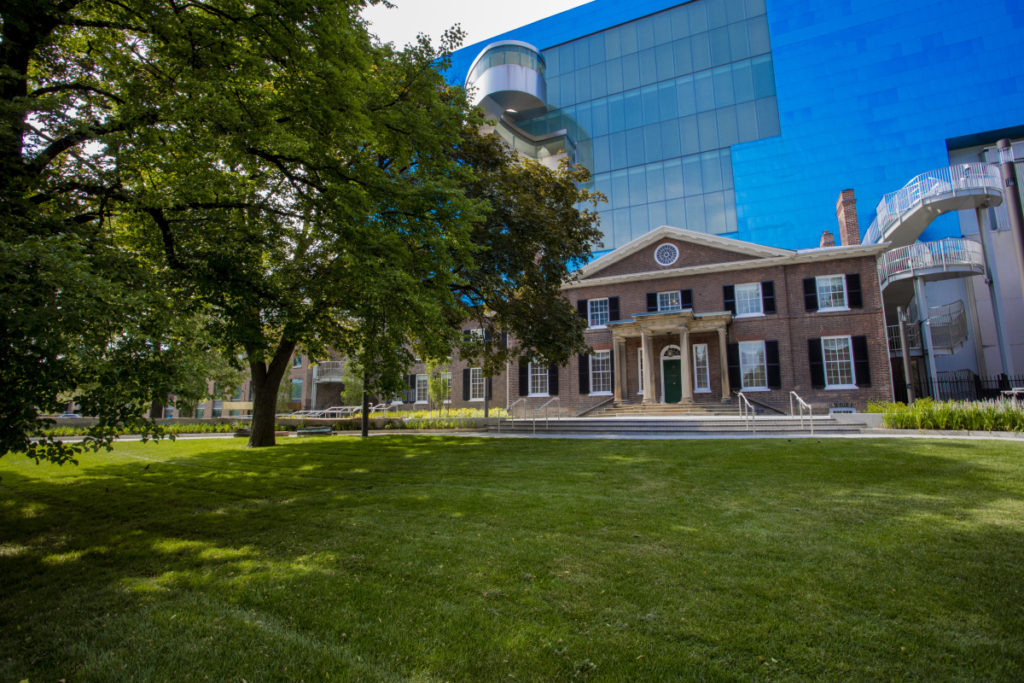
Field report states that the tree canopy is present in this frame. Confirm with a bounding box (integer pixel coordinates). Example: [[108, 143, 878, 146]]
[[2, 0, 602, 456]]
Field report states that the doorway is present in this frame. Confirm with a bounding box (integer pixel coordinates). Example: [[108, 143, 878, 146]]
[[661, 345, 682, 403]]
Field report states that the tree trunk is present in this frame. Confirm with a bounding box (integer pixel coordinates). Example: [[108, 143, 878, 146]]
[[248, 337, 297, 447], [360, 379, 369, 438]]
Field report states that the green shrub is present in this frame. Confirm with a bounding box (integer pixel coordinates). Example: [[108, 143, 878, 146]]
[[881, 398, 1024, 432]]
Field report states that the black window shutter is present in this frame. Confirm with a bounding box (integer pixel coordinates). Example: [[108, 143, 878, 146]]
[[608, 296, 620, 322], [518, 362, 528, 396], [803, 278, 818, 312], [808, 338, 825, 388], [462, 368, 470, 400], [852, 335, 871, 386], [761, 281, 776, 314], [680, 289, 693, 310], [486, 378, 493, 400], [723, 285, 736, 315], [646, 292, 658, 312], [577, 299, 588, 320], [765, 340, 781, 389], [501, 331, 508, 348], [846, 273, 863, 309], [405, 374, 415, 403], [484, 328, 492, 342], [548, 363, 559, 396], [578, 354, 590, 394], [726, 343, 741, 390], [610, 349, 615, 388], [462, 328, 471, 341]]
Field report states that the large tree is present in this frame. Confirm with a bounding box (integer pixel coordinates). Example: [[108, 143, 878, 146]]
[[2, 0, 601, 456]]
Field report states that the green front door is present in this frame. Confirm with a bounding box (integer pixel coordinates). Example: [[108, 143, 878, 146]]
[[662, 358, 682, 403]]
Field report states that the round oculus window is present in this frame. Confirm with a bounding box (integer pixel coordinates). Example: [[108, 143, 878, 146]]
[[654, 243, 679, 267]]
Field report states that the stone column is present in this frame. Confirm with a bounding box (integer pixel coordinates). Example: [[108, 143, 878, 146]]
[[612, 336, 625, 402], [641, 330, 655, 405], [718, 326, 731, 401], [679, 327, 692, 403]]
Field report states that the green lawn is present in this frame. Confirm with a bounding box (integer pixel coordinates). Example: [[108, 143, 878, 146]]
[[2, 436, 1023, 681]]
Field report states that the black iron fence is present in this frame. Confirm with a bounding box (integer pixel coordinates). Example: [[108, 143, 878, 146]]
[[894, 372, 1024, 403]]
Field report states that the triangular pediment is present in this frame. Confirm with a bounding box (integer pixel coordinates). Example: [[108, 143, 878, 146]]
[[577, 226, 793, 281]]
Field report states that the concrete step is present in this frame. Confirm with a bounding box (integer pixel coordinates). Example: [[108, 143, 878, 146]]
[[489, 416, 865, 435]]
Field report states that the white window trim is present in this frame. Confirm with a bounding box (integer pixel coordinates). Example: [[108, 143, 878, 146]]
[[822, 336, 858, 390], [816, 275, 850, 313], [588, 298, 609, 329], [734, 282, 764, 319], [528, 362, 549, 397], [738, 340, 769, 391], [469, 367, 485, 402], [693, 343, 711, 393], [657, 290, 682, 312], [415, 374, 429, 404], [590, 351, 613, 396]]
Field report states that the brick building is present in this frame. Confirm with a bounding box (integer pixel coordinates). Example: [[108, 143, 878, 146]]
[[408, 224, 892, 416]]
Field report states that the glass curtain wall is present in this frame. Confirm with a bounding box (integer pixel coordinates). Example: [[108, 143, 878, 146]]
[[525, 0, 780, 250]]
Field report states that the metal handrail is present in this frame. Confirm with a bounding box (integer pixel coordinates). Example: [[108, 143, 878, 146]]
[[877, 238, 984, 288], [789, 391, 813, 435], [533, 397, 561, 434], [864, 163, 1001, 245], [507, 398, 527, 420], [737, 392, 755, 432]]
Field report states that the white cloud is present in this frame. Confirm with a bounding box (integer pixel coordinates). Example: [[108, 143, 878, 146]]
[[362, 0, 590, 48]]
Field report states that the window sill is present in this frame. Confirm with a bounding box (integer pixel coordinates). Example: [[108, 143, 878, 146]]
[[825, 384, 858, 390], [694, 388, 712, 394], [415, 401, 428, 404], [590, 391, 613, 396], [817, 307, 850, 313], [588, 324, 608, 330], [469, 398, 484, 402], [734, 312, 765, 319], [528, 393, 549, 398], [740, 386, 770, 392]]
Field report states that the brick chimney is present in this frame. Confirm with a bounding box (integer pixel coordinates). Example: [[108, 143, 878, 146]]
[[819, 230, 835, 248], [835, 189, 860, 246]]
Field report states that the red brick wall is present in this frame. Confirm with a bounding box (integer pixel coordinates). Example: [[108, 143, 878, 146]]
[[585, 238, 756, 279]]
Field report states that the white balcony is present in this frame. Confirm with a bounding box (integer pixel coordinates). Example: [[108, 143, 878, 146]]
[[314, 360, 345, 383], [863, 163, 1002, 247], [877, 238, 985, 290]]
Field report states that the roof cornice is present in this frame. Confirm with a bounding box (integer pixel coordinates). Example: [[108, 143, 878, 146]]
[[563, 242, 887, 290]]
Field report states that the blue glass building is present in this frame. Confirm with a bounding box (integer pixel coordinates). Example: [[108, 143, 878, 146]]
[[448, 0, 1024, 254]]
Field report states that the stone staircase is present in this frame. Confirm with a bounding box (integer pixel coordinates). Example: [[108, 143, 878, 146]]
[[490, 400, 867, 436], [588, 400, 743, 417]]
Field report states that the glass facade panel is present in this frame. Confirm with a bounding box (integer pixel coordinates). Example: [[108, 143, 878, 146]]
[[520, 0, 778, 249]]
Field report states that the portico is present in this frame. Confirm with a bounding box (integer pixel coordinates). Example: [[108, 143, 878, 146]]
[[609, 310, 733, 404]]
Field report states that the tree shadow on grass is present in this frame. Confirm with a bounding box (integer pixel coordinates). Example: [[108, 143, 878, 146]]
[[2, 436, 1024, 680]]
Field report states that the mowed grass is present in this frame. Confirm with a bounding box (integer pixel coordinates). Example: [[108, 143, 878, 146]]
[[2, 436, 1024, 681]]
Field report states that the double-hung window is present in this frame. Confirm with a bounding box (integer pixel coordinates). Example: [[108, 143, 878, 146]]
[[293, 353, 303, 368], [415, 374, 429, 403], [591, 351, 612, 394], [290, 378, 303, 401], [529, 361, 549, 396], [739, 341, 767, 390], [816, 275, 847, 311], [822, 336, 856, 388], [735, 283, 762, 317], [693, 344, 710, 392], [658, 290, 681, 312], [469, 368, 485, 401], [588, 298, 609, 327]]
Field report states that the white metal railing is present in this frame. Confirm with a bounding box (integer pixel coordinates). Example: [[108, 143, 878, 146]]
[[789, 391, 813, 435], [507, 398, 527, 420], [929, 300, 969, 352], [533, 397, 561, 434], [877, 238, 984, 288], [737, 392, 755, 432], [864, 163, 1001, 245], [314, 360, 346, 383], [886, 323, 922, 355]]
